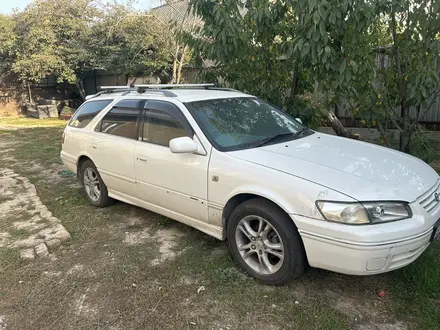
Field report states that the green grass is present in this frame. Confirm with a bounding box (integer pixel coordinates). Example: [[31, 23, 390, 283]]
[[8, 228, 30, 239], [5, 126, 65, 166], [0, 115, 67, 128]]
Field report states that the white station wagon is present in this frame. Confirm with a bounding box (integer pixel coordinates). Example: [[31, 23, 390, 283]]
[[61, 84, 440, 284]]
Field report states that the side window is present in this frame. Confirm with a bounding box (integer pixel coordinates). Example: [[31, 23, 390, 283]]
[[69, 99, 113, 128], [143, 110, 191, 146], [143, 101, 192, 147], [101, 108, 141, 139]]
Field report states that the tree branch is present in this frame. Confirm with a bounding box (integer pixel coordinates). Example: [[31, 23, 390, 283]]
[[176, 44, 188, 84], [376, 120, 392, 148]]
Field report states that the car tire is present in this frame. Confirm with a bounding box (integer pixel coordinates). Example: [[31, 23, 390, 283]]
[[80, 160, 113, 207], [227, 198, 306, 285]]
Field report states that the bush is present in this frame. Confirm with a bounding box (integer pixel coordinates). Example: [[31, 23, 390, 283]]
[[284, 95, 326, 130]]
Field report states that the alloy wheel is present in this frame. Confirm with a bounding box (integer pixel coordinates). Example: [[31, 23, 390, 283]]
[[83, 167, 101, 202], [235, 215, 285, 275]]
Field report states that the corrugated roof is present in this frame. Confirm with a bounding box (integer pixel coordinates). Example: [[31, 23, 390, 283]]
[[150, 0, 197, 26]]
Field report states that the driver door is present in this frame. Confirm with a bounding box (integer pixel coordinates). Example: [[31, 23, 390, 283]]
[[134, 100, 209, 223]]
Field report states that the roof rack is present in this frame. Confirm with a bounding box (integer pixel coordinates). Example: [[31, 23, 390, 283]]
[[133, 83, 215, 89], [85, 83, 239, 101], [99, 86, 131, 90], [85, 85, 177, 100]]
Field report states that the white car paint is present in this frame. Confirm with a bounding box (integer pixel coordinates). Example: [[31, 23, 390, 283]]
[[61, 89, 440, 276]]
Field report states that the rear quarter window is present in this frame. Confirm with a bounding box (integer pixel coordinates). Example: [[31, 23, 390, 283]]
[[69, 99, 113, 128]]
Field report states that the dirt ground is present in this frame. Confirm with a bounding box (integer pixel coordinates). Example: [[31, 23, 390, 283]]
[[0, 118, 439, 330]]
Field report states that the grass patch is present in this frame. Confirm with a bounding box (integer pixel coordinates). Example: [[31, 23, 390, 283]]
[[0, 116, 67, 128], [4, 127, 64, 166], [8, 228, 30, 239], [387, 241, 440, 329]]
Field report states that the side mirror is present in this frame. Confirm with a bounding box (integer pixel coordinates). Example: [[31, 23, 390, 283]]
[[169, 137, 198, 154], [295, 118, 303, 124]]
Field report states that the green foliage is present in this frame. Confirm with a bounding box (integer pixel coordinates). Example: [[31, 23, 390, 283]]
[[0, 14, 16, 76], [284, 95, 326, 130], [188, 0, 440, 153], [186, 0, 296, 106], [0, 0, 174, 91], [287, 0, 440, 152], [409, 129, 438, 163], [11, 0, 97, 84], [287, 0, 380, 98], [84, 3, 173, 77]]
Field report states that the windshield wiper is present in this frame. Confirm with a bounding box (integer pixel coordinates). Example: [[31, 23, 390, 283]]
[[252, 132, 296, 147], [252, 128, 309, 148], [294, 127, 308, 138]]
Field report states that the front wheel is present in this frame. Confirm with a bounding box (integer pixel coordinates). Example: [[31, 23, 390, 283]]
[[81, 160, 113, 207], [227, 198, 306, 285]]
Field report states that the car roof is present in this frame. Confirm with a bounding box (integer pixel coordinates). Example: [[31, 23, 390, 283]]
[[86, 88, 254, 104]]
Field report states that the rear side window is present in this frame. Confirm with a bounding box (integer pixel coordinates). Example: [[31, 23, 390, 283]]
[[101, 108, 141, 139], [69, 100, 113, 128]]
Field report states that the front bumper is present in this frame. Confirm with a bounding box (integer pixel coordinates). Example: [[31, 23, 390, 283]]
[[299, 227, 433, 275], [292, 202, 440, 275]]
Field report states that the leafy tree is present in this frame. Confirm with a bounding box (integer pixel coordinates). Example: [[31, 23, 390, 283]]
[[84, 2, 173, 81], [0, 0, 174, 100], [187, 0, 440, 154], [186, 0, 352, 133], [186, 0, 296, 106], [10, 0, 99, 100], [0, 14, 16, 80], [287, 0, 440, 152]]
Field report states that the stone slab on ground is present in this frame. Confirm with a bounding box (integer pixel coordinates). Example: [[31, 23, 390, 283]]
[[26, 104, 58, 118], [35, 243, 49, 258], [19, 248, 35, 260], [46, 238, 61, 250], [0, 168, 71, 259]]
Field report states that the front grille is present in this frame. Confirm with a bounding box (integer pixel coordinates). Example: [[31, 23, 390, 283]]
[[417, 180, 440, 214]]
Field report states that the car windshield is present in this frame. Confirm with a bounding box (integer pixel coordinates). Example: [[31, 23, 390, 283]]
[[185, 97, 312, 151]]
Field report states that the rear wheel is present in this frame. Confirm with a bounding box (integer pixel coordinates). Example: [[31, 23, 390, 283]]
[[81, 160, 113, 207], [227, 198, 306, 285]]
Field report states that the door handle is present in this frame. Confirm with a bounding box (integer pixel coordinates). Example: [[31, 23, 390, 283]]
[[137, 157, 147, 163]]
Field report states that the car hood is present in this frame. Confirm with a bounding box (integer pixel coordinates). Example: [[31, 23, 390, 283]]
[[227, 132, 439, 201]]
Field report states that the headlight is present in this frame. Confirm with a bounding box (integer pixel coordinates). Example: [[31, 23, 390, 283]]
[[316, 201, 411, 225]]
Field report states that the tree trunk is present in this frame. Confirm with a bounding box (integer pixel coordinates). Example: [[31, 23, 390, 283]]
[[176, 45, 188, 84], [399, 104, 411, 152], [376, 120, 391, 148], [391, 10, 410, 152], [172, 44, 180, 84], [290, 70, 299, 99], [326, 109, 360, 139], [27, 81, 32, 104], [75, 79, 86, 101]]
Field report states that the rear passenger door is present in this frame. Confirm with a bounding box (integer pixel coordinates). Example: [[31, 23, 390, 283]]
[[88, 99, 144, 197], [134, 100, 209, 223]]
